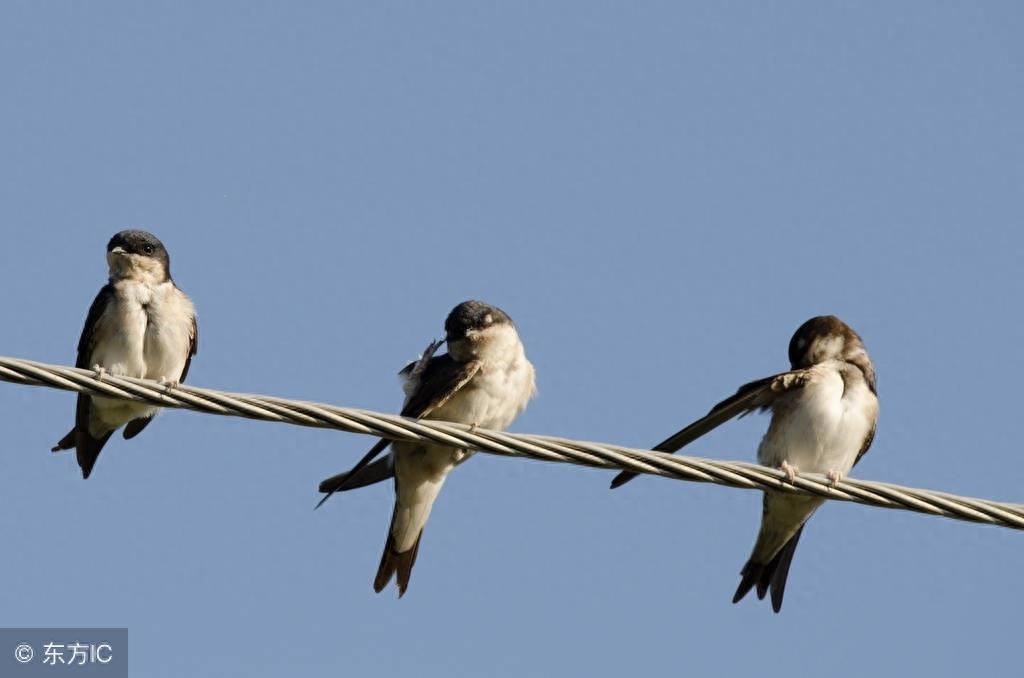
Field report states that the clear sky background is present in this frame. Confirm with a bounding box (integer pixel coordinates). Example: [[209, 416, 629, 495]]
[[1, 2, 1022, 676]]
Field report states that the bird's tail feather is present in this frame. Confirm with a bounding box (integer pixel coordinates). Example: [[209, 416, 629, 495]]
[[374, 529, 423, 597], [732, 525, 804, 613], [52, 427, 114, 479], [76, 430, 114, 479]]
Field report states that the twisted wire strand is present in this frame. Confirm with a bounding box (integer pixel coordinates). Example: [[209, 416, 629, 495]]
[[2, 355, 1022, 531]]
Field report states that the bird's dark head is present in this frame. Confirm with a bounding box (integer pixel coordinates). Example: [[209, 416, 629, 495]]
[[444, 300, 513, 342], [106, 230, 171, 282], [444, 300, 518, 361], [788, 315, 875, 390]]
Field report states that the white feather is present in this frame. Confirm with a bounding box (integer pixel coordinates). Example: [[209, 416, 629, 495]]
[[87, 277, 195, 435]]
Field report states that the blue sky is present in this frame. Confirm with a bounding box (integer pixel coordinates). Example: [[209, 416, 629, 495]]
[[1, 2, 1022, 676]]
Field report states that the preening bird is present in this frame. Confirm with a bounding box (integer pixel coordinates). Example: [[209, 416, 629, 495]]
[[611, 316, 878, 612], [318, 300, 536, 597]]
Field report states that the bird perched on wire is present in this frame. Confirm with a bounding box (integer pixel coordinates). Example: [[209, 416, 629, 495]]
[[52, 230, 198, 479], [317, 300, 536, 597], [610, 315, 877, 612]]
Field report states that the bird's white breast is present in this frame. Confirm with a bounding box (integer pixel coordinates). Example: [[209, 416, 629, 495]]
[[90, 280, 194, 380], [88, 279, 195, 430], [395, 326, 535, 475], [430, 345, 536, 431], [757, 360, 876, 476]]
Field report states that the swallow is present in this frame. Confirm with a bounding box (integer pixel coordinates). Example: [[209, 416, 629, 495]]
[[611, 315, 877, 612], [318, 300, 536, 596], [52, 230, 198, 479]]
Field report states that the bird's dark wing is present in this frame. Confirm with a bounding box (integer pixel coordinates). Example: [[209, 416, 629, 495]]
[[122, 415, 153, 439], [73, 286, 114, 467], [315, 438, 391, 509], [52, 285, 118, 478], [317, 455, 394, 495], [397, 353, 481, 418], [316, 353, 481, 507], [179, 312, 199, 383], [75, 284, 116, 369], [853, 420, 876, 468], [610, 369, 814, 489]]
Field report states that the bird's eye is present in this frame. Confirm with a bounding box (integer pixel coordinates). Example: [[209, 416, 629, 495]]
[[143, 244, 155, 255]]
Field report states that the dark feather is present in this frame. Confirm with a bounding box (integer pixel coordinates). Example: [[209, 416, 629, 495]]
[[179, 311, 198, 383], [611, 370, 811, 488], [76, 429, 115, 479], [732, 525, 804, 613], [52, 429, 76, 451], [316, 355, 481, 508], [123, 416, 154, 440], [853, 420, 876, 468], [52, 286, 114, 471], [398, 355, 481, 419], [733, 561, 761, 606], [75, 285, 116, 369], [315, 438, 390, 509], [768, 527, 802, 613], [374, 529, 423, 597], [317, 456, 394, 494]]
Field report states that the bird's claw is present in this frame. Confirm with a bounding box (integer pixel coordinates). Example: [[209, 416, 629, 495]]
[[159, 377, 179, 392], [826, 469, 843, 488], [780, 461, 799, 484], [410, 338, 444, 379], [93, 365, 107, 381]]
